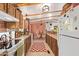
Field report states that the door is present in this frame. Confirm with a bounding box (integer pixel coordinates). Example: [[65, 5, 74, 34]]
[[59, 35, 79, 56]]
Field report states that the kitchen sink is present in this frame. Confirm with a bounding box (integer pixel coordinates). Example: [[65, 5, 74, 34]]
[[0, 39, 22, 56]]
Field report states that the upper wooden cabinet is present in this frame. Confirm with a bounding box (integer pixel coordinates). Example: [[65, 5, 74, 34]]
[[19, 14, 23, 29], [61, 3, 72, 15], [61, 3, 79, 15], [0, 3, 7, 12], [0, 3, 24, 29], [15, 9, 21, 19], [15, 9, 24, 29], [7, 4, 16, 17]]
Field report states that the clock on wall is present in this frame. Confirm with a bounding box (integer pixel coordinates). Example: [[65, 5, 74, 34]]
[[42, 5, 49, 12]]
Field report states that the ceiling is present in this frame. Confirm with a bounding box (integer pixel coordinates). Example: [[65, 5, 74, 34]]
[[16, 3, 65, 22]]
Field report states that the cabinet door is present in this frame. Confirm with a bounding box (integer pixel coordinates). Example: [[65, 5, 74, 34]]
[[0, 3, 5, 11], [7, 4, 15, 17], [13, 6, 16, 17], [0, 21, 6, 32], [49, 36, 51, 48], [51, 38, 58, 56], [24, 36, 31, 55], [46, 34, 48, 43], [6, 22, 16, 29], [19, 14, 23, 29], [24, 38, 27, 55], [46, 34, 50, 47], [15, 9, 20, 19]]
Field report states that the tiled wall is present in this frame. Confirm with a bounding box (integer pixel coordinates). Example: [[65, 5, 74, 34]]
[[0, 21, 6, 32]]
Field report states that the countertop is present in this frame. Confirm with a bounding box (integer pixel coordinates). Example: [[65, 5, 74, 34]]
[[46, 32, 57, 40], [0, 33, 31, 55], [16, 33, 31, 40]]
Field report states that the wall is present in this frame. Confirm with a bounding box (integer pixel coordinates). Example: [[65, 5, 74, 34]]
[[29, 21, 45, 39], [45, 21, 58, 31]]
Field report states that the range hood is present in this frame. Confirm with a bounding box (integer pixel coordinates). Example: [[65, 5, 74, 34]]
[[0, 10, 19, 22]]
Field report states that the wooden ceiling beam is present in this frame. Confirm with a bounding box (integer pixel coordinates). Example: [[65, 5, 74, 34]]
[[15, 3, 40, 7], [29, 15, 60, 20], [26, 10, 62, 16]]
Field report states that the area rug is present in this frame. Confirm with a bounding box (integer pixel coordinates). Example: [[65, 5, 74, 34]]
[[29, 42, 47, 52]]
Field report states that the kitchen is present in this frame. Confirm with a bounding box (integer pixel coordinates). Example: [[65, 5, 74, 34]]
[[0, 3, 79, 56], [0, 3, 32, 56]]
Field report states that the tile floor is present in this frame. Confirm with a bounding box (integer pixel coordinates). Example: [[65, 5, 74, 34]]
[[26, 39, 54, 56]]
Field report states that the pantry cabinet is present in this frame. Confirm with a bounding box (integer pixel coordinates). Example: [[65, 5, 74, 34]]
[[46, 33, 58, 56]]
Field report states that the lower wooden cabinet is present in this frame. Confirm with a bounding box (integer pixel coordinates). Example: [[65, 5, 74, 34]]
[[51, 37, 58, 56], [46, 34, 58, 56], [24, 35, 31, 55], [16, 45, 24, 56]]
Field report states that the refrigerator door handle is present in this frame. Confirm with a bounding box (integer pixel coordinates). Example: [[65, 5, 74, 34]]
[[59, 34, 79, 39]]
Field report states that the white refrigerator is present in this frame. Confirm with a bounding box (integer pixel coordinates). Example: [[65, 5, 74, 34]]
[[58, 5, 79, 56]]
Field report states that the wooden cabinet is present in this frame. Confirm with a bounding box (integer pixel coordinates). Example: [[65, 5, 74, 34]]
[[0, 21, 6, 32], [61, 3, 72, 15], [0, 3, 24, 29], [0, 3, 24, 30], [46, 34, 51, 48], [51, 37, 58, 56], [7, 4, 16, 17], [16, 45, 24, 56], [15, 9, 20, 19], [19, 14, 23, 29], [6, 22, 16, 29], [46, 33, 58, 56], [15, 8, 24, 29], [15, 9, 20, 29], [24, 35, 31, 55], [0, 3, 5, 12]]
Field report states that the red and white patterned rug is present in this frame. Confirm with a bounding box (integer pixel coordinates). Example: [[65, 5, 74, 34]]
[[29, 41, 47, 52]]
